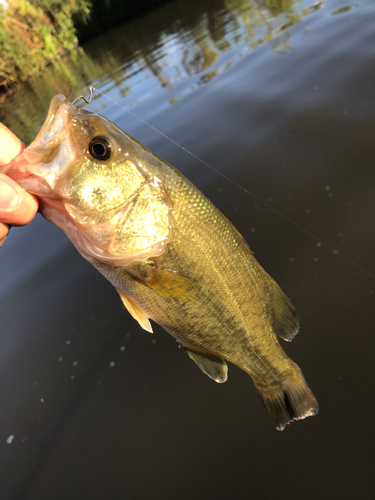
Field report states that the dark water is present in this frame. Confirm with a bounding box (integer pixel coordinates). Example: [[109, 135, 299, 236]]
[[1, 0, 375, 498]]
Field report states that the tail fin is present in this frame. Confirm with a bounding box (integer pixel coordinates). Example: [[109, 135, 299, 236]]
[[255, 369, 318, 431]]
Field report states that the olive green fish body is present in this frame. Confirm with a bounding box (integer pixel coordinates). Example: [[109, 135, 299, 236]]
[[91, 165, 316, 430], [4, 95, 318, 430]]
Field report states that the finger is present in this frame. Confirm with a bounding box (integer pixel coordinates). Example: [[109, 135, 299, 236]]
[[0, 123, 25, 166], [0, 222, 9, 248], [0, 174, 38, 226]]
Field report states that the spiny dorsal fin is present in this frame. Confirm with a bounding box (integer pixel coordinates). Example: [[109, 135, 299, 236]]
[[269, 278, 300, 342], [116, 288, 153, 333], [183, 344, 228, 383]]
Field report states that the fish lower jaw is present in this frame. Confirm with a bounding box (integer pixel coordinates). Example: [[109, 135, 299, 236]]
[[5, 149, 69, 199], [22, 177, 59, 199], [6, 162, 53, 198]]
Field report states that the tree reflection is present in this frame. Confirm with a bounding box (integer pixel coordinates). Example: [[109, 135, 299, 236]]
[[2, 0, 324, 139]]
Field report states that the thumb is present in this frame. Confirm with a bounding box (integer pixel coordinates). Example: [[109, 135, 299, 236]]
[[0, 174, 38, 226]]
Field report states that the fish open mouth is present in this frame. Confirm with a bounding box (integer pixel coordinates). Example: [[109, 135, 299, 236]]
[[4, 95, 82, 197], [23, 94, 74, 165], [0, 95, 71, 178]]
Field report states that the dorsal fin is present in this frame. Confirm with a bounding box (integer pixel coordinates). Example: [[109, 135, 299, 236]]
[[269, 278, 300, 342], [116, 288, 153, 333], [182, 344, 228, 383]]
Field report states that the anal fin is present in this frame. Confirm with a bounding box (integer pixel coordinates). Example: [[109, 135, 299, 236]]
[[183, 344, 228, 383], [269, 278, 300, 342], [116, 288, 153, 333]]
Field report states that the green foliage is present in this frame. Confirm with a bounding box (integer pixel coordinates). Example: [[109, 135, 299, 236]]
[[0, 0, 92, 84], [331, 6, 352, 15], [0, 47, 104, 143], [266, 0, 295, 16]]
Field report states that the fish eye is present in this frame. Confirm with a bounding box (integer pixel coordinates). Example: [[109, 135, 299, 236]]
[[88, 136, 113, 161]]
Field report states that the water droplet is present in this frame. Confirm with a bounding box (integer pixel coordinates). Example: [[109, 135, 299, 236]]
[[316, 242, 322, 247], [66, 340, 71, 345], [251, 228, 256, 232], [313, 257, 318, 262], [289, 257, 294, 262], [58, 357, 63, 362], [6, 435, 14, 445], [73, 361, 78, 367], [325, 186, 331, 190], [120, 346, 126, 351], [110, 361, 115, 368], [40, 398, 44, 403], [70, 375, 75, 380]]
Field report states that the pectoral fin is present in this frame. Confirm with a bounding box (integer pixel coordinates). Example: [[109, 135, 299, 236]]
[[116, 288, 153, 333], [145, 267, 197, 302], [183, 344, 228, 383]]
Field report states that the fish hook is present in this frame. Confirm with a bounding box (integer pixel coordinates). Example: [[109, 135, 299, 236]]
[[72, 86, 97, 106]]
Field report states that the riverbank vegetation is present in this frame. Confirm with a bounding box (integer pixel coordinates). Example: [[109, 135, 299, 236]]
[[0, 0, 91, 87], [1, 0, 322, 141], [1, 0, 315, 102], [0, 0, 173, 90]]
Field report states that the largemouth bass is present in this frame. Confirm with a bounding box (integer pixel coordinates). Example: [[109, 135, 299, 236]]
[[3, 95, 318, 430]]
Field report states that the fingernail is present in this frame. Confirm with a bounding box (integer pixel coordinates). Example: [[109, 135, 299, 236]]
[[0, 176, 21, 211]]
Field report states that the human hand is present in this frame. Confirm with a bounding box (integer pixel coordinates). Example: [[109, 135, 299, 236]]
[[0, 123, 38, 247]]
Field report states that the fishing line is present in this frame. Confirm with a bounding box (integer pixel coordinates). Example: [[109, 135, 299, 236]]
[[86, 86, 375, 281]]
